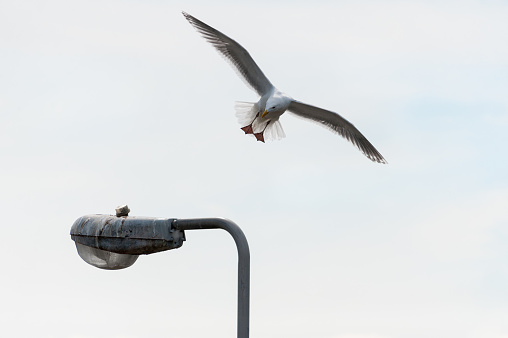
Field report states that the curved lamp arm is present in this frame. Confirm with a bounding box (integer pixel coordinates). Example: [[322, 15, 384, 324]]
[[173, 218, 250, 338]]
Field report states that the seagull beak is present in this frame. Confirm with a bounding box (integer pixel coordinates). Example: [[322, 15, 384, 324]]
[[261, 110, 268, 118]]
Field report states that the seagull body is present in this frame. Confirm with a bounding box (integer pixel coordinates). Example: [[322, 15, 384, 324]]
[[183, 12, 386, 164]]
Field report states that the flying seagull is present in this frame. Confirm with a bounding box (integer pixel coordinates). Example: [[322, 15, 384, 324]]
[[183, 12, 386, 164]]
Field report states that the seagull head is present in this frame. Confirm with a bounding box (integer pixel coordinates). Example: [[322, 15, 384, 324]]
[[261, 98, 288, 118]]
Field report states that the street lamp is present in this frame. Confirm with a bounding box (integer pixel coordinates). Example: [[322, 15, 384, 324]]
[[70, 206, 250, 338]]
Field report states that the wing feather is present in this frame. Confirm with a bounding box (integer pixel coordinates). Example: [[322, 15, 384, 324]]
[[288, 100, 387, 163], [183, 12, 274, 96]]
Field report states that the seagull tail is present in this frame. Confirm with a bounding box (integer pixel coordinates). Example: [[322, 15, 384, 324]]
[[263, 120, 286, 141], [234, 101, 259, 126]]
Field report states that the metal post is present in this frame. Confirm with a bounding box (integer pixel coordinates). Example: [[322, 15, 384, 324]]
[[173, 218, 250, 338]]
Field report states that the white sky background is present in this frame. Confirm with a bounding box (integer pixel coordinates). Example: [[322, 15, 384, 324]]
[[1, 0, 507, 337]]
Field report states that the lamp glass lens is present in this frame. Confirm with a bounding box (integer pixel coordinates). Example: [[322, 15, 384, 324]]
[[75, 243, 139, 270]]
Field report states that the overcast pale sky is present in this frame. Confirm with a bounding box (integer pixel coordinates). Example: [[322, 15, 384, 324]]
[[1, 1, 507, 337]]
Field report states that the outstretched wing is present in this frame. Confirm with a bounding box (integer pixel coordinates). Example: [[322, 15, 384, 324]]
[[183, 12, 274, 96], [288, 100, 387, 164]]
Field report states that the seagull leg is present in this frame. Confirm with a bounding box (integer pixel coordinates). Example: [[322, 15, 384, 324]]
[[254, 121, 270, 143], [240, 112, 260, 135]]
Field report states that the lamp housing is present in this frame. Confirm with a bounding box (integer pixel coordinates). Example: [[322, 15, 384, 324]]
[[70, 214, 185, 270]]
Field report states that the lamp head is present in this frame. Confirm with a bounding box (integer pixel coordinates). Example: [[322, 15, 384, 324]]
[[70, 213, 185, 270]]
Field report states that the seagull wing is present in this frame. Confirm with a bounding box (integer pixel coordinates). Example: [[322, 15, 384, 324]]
[[288, 100, 387, 163], [183, 12, 274, 96]]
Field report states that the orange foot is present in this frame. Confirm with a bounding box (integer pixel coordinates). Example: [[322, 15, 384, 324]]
[[241, 125, 253, 134], [254, 132, 265, 143]]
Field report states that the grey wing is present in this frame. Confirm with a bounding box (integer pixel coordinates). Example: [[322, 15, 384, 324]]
[[288, 100, 387, 164], [183, 12, 274, 96]]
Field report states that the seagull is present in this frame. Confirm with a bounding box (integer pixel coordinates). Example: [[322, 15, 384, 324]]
[[183, 12, 386, 164]]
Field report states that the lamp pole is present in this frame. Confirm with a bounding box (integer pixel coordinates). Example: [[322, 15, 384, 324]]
[[172, 218, 250, 338]]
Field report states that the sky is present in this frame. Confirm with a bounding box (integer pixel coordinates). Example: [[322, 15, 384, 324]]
[[1, 0, 507, 337]]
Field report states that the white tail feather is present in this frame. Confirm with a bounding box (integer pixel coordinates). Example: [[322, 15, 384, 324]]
[[264, 120, 286, 141], [234, 101, 258, 126]]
